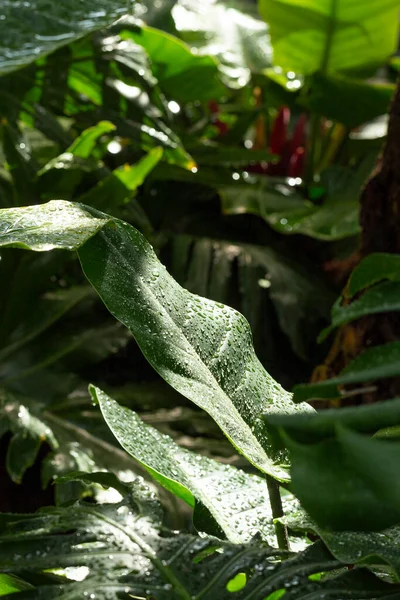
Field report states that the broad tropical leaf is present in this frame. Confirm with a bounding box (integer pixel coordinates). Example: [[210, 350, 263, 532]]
[[172, 0, 273, 88], [265, 403, 400, 531], [259, 0, 400, 75], [91, 385, 300, 544], [0, 200, 313, 480]]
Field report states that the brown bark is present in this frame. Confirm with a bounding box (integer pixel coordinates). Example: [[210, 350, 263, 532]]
[[312, 77, 400, 405]]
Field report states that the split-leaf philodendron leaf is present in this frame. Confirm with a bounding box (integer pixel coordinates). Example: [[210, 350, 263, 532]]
[[0, 200, 313, 481]]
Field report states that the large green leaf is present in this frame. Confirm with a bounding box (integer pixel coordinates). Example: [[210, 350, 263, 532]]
[[0, 475, 398, 599], [300, 73, 394, 128], [292, 343, 400, 402], [122, 25, 226, 101], [265, 405, 400, 531], [0, 200, 313, 480], [91, 385, 299, 545], [171, 0, 272, 88], [259, 0, 400, 75], [0, 0, 135, 75]]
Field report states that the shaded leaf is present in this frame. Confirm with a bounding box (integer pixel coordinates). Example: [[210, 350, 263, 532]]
[[293, 343, 400, 402], [348, 253, 400, 297], [320, 281, 400, 341]]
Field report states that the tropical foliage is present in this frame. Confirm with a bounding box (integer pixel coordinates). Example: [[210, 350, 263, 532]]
[[1, 0, 400, 598]]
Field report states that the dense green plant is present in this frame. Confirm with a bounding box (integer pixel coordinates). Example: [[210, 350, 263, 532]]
[[1, 0, 400, 598]]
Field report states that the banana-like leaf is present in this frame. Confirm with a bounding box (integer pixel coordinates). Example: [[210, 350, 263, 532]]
[[0, 200, 313, 480], [0, 475, 397, 599], [171, 0, 273, 88], [90, 385, 301, 544], [259, 0, 400, 75]]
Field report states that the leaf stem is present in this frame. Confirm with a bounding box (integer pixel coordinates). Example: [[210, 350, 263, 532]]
[[266, 475, 289, 551]]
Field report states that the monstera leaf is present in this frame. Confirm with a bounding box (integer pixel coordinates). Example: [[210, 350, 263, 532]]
[[0, 474, 398, 599]]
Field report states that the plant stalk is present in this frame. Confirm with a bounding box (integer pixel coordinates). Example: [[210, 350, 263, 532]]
[[266, 475, 290, 551]]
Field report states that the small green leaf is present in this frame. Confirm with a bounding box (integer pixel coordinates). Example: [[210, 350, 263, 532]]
[[293, 343, 400, 402], [348, 253, 400, 297], [320, 281, 400, 341]]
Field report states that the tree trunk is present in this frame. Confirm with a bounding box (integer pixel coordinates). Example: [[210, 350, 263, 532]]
[[312, 77, 400, 405]]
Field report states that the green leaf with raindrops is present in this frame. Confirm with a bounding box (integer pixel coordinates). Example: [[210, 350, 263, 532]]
[[2, 476, 392, 600], [90, 385, 300, 544], [0, 200, 314, 481]]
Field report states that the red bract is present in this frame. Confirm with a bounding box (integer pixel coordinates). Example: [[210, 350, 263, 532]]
[[268, 108, 307, 177], [270, 106, 290, 155], [209, 101, 229, 136]]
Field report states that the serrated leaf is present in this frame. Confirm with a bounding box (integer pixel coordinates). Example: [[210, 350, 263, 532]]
[[0, 486, 398, 599], [0, 200, 314, 480]]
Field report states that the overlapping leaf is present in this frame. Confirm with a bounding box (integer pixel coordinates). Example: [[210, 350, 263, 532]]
[[91, 385, 302, 544], [0, 476, 398, 599], [0, 200, 314, 480], [265, 399, 400, 531]]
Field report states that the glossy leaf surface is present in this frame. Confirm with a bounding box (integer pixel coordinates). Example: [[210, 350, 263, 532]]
[[91, 385, 297, 544], [0, 200, 313, 480], [0, 0, 134, 74]]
